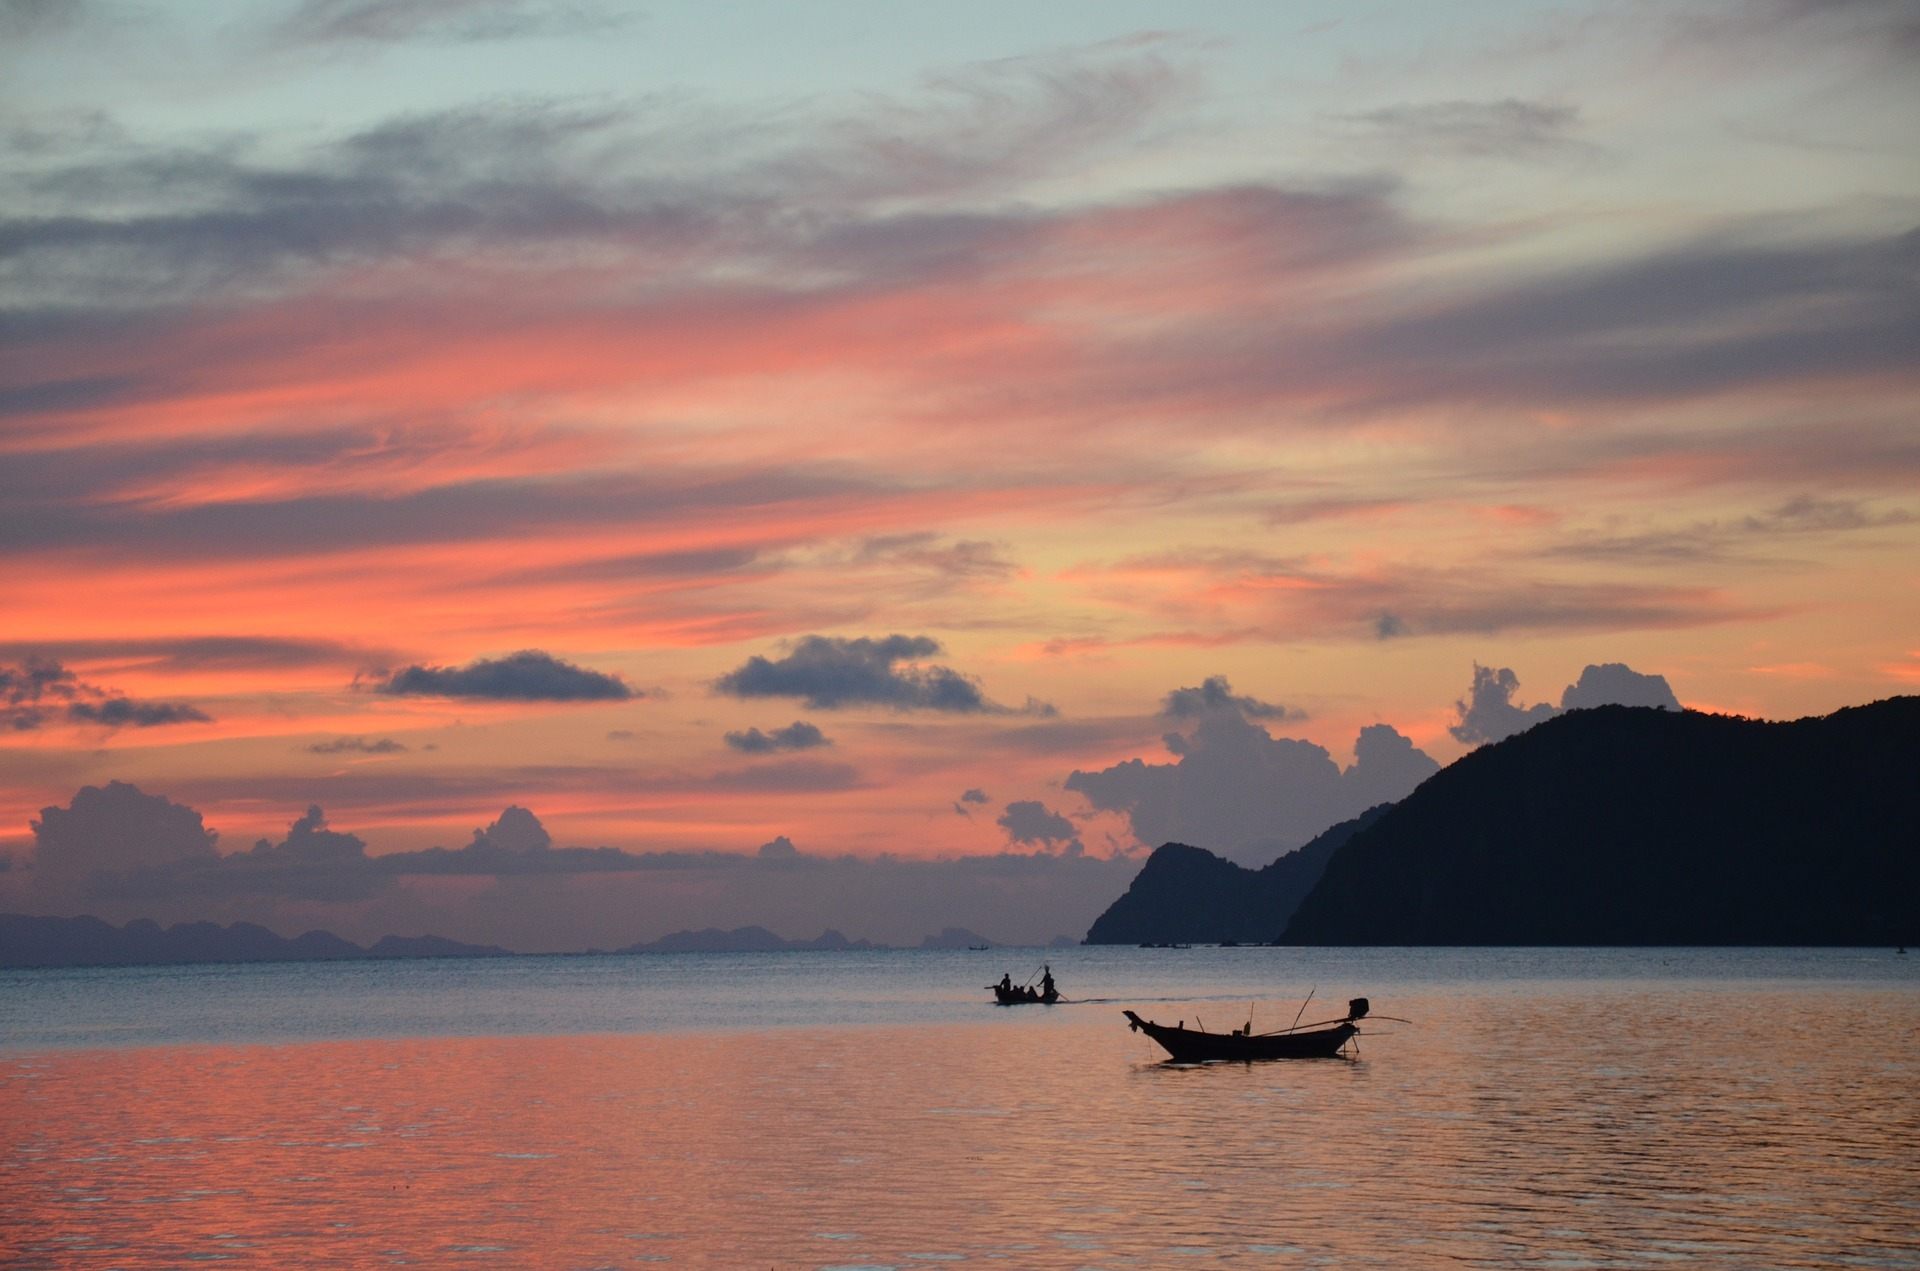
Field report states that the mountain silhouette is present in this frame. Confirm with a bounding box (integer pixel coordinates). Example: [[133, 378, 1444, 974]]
[[615, 925, 882, 953], [1083, 805, 1391, 944], [0, 913, 509, 968], [1280, 699, 1919, 945]]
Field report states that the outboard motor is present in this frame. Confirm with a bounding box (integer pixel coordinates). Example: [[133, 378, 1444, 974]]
[[1346, 997, 1370, 1021]]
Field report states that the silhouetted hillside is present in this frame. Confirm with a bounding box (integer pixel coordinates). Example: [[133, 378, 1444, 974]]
[[1280, 699, 1920, 945], [1083, 805, 1391, 944], [0, 913, 510, 968]]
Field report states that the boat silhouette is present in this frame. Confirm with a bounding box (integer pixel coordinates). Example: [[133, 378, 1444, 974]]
[[1124, 997, 1372, 1061]]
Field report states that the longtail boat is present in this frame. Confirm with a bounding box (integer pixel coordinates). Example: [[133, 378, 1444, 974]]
[[1123, 997, 1370, 1061], [989, 983, 1060, 1005]]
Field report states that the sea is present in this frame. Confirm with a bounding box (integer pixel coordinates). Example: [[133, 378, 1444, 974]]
[[3, 946, 1916, 1269]]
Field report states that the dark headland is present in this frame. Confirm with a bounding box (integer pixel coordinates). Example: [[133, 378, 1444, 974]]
[[1082, 805, 1390, 945], [1091, 697, 1918, 947]]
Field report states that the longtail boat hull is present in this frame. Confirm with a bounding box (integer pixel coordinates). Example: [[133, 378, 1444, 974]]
[[1123, 1009, 1356, 1061], [990, 985, 1060, 1005]]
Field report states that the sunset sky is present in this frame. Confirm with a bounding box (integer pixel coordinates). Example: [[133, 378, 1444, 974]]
[[2, 0, 1916, 946]]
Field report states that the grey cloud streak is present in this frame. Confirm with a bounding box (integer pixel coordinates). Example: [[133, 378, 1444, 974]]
[[1160, 675, 1299, 721], [1337, 98, 1589, 160], [375, 649, 633, 701], [1545, 495, 1916, 565], [1, 46, 1188, 312], [723, 721, 831, 754], [0, 465, 890, 560], [3, 31, 1909, 446], [271, 0, 625, 46], [2, 657, 210, 731], [307, 736, 409, 754], [1094, 549, 1761, 642], [1071, 221, 1920, 424], [0, 635, 390, 672], [714, 634, 1052, 715]]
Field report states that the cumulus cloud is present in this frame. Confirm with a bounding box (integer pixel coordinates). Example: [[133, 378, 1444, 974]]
[[1450, 660, 1681, 745], [381, 805, 688, 875], [1065, 692, 1439, 864], [756, 834, 799, 860], [1559, 663, 1682, 712], [30, 780, 219, 892], [13, 784, 1136, 946], [714, 634, 1046, 714], [1159, 674, 1300, 720], [375, 649, 633, 701], [1448, 664, 1558, 745], [995, 800, 1083, 855], [196, 806, 386, 902], [2, 656, 210, 730], [466, 804, 550, 853], [952, 786, 990, 818], [1347, 722, 1444, 808], [723, 720, 831, 753], [45, 804, 389, 904]]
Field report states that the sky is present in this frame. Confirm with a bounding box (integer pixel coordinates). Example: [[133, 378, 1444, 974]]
[[2, 0, 1916, 948]]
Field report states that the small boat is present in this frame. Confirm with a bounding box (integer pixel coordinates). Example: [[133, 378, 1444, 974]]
[[1123, 998, 1370, 1062], [989, 983, 1059, 1005]]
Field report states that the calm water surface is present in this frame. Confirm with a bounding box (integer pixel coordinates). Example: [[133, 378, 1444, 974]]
[[3, 947, 1916, 1268]]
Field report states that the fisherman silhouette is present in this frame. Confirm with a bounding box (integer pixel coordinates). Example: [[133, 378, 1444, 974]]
[[1040, 965, 1056, 1000], [998, 973, 1013, 993]]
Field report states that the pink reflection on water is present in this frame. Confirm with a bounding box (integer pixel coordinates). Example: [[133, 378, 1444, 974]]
[[4, 991, 1917, 1268]]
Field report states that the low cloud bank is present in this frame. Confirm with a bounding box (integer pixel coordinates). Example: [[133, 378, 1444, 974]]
[[13, 786, 1133, 947]]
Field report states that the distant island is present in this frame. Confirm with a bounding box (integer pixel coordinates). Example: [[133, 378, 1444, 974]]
[[1081, 805, 1390, 945], [1279, 698, 1919, 945], [917, 926, 997, 950], [0, 913, 511, 968], [614, 925, 882, 954], [0, 914, 1066, 968]]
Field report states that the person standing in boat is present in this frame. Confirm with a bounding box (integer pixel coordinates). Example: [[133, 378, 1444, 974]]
[[1040, 965, 1055, 1000], [997, 972, 1013, 996]]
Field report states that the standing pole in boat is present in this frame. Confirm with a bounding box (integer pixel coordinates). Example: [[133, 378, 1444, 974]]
[[1286, 987, 1316, 1034]]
